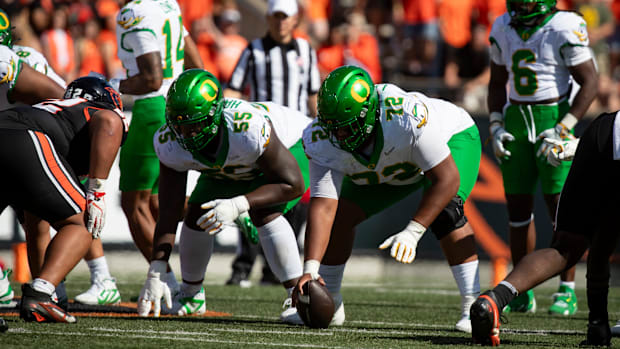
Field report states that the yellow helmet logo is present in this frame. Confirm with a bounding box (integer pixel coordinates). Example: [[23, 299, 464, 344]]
[[351, 79, 370, 103], [201, 79, 218, 102], [0, 12, 9, 30]]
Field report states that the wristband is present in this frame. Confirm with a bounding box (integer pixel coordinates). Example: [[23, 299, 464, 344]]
[[489, 111, 504, 134], [406, 220, 427, 234], [559, 112, 578, 130], [88, 177, 107, 192], [303, 259, 321, 278], [232, 195, 250, 213]]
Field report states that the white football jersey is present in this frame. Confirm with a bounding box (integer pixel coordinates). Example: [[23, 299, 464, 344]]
[[303, 83, 475, 191], [0, 45, 22, 110], [116, 0, 186, 99], [154, 98, 312, 180], [13, 45, 66, 88], [489, 11, 591, 102]]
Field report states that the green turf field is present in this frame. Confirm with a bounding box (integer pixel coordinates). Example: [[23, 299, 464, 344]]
[[1, 263, 619, 349]]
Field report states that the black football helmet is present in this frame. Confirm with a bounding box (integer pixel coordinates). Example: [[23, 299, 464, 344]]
[[64, 76, 123, 110]]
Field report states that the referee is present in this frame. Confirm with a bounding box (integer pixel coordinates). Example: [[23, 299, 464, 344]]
[[224, 0, 319, 287]]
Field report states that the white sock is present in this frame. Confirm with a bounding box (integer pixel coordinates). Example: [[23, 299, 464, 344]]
[[179, 223, 214, 283], [163, 270, 179, 292], [258, 215, 302, 283], [450, 260, 480, 296], [86, 256, 111, 280], [319, 264, 346, 306], [180, 281, 202, 296], [32, 278, 56, 296], [286, 287, 294, 298], [560, 281, 575, 289]]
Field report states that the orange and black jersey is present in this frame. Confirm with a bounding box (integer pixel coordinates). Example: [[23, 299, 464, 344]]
[[0, 98, 128, 175]]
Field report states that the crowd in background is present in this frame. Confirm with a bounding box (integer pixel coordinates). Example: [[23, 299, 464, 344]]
[[2, 0, 620, 114]]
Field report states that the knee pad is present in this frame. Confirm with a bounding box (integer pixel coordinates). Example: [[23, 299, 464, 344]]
[[430, 196, 467, 240]]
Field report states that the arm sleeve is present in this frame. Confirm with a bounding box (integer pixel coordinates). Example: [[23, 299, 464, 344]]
[[123, 30, 160, 57], [309, 161, 343, 199]]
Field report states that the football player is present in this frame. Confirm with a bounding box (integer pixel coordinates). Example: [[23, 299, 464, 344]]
[[293, 66, 482, 333], [0, 8, 123, 307], [137, 69, 310, 323], [100, 0, 202, 301], [471, 111, 619, 346], [0, 76, 128, 322], [486, 0, 598, 315], [0, 10, 66, 308]]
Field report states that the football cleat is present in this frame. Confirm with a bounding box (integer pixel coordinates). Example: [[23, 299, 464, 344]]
[[75, 276, 121, 305], [0, 268, 15, 307], [280, 297, 304, 325], [470, 290, 502, 346], [548, 285, 577, 316], [20, 284, 76, 323], [226, 270, 252, 288], [579, 319, 611, 347], [456, 314, 472, 333], [503, 289, 536, 313], [166, 286, 206, 316]]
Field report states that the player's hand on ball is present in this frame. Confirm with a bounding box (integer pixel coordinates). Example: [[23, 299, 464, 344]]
[[197, 195, 250, 235], [379, 220, 426, 264]]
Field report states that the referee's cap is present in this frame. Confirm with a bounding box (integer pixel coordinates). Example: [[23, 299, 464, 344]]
[[268, 0, 298, 17]]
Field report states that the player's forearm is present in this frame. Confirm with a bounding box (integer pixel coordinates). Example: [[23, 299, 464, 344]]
[[117, 72, 163, 95], [88, 112, 123, 179], [414, 159, 459, 227], [568, 78, 598, 119], [183, 35, 203, 70], [304, 197, 338, 262]]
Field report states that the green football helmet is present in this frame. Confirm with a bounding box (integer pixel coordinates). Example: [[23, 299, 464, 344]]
[[506, 0, 556, 25], [0, 9, 13, 48], [317, 66, 378, 152], [165, 69, 223, 152]]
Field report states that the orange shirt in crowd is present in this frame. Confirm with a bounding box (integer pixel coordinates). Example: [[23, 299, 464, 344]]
[[611, 0, 620, 21], [41, 28, 76, 79], [476, 0, 506, 40], [78, 39, 105, 77], [402, 0, 438, 24], [306, 0, 331, 21], [97, 29, 123, 78], [317, 44, 344, 79], [318, 33, 382, 83], [216, 34, 247, 83], [177, 0, 212, 31], [438, 0, 474, 48], [196, 32, 219, 79]]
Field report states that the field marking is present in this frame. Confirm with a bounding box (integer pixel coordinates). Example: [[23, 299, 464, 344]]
[[92, 326, 334, 336], [10, 328, 355, 348]]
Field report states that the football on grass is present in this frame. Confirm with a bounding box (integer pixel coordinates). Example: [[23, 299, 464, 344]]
[[296, 280, 335, 328]]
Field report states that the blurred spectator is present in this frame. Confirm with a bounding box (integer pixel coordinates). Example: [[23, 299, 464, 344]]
[[300, 0, 330, 46], [95, 0, 123, 79], [215, 8, 246, 84], [77, 16, 105, 77], [393, 0, 440, 77], [40, 4, 77, 82], [574, 0, 616, 110], [317, 13, 381, 83], [459, 23, 491, 112], [177, 0, 213, 38], [439, 0, 475, 89]]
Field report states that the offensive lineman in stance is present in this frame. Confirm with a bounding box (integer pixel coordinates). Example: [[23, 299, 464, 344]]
[[137, 69, 310, 323], [293, 66, 482, 332]]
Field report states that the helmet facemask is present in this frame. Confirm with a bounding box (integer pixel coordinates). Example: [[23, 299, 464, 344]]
[[507, 0, 556, 26], [168, 100, 222, 152], [317, 66, 378, 153]]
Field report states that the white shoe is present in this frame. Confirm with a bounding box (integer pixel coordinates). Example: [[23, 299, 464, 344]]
[[611, 320, 620, 337], [75, 276, 121, 305], [0, 269, 15, 308], [166, 286, 206, 316], [280, 297, 304, 325], [330, 302, 345, 326], [455, 314, 471, 333]]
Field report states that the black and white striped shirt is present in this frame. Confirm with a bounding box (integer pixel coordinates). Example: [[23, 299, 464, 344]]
[[227, 35, 320, 116]]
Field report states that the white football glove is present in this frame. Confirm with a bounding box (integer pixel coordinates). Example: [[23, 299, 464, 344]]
[[196, 195, 250, 235], [137, 261, 172, 317], [378, 220, 426, 264], [489, 112, 515, 161], [86, 178, 106, 239], [536, 113, 578, 156], [538, 137, 579, 167]]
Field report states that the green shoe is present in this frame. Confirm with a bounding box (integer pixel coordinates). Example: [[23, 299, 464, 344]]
[[503, 289, 536, 313], [236, 212, 258, 244], [548, 285, 577, 316]]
